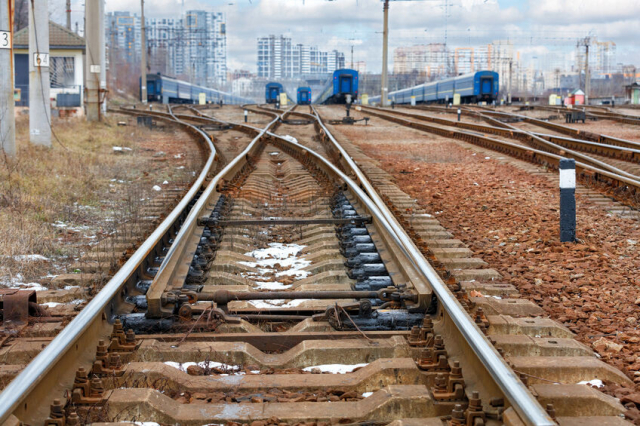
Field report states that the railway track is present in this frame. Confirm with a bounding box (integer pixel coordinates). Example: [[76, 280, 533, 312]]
[[0, 104, 632, 425], [359, 105, 640, 208]]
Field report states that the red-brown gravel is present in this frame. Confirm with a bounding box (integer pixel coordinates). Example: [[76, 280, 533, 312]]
[[359, 140, 640, 398]]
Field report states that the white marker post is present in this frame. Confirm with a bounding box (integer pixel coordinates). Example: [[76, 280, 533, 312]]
[[244, 109, 248, 123], [559, 158, 576, 242]]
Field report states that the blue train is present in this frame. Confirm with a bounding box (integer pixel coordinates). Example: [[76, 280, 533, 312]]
[[143, 73, 253, 105], [265, 82, 284, 104], [316, 69, 359, 104], [370, 71, 499, 105], [297, 87, 312, 105]]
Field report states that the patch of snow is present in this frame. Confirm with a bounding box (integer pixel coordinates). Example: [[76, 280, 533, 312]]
[[282, 135, 298, 144], [176, 166, 185, 170], [484, 156, 491, 160], [165, 360, 240, 373], [361, 392, 374, 398], [240, 243, 312, 284], [254, 281, 292, 290], [269, 151, 280, 156], [112, 146, 132, 152], [8, 282, 49, 292], [174, 154, 183, 159], [152, 185, 162, 191], [249, 299, 310, 309], [302, 363, 368, 374], [578, 379, 604, 388], [162, 181, 169, 185], [8, 254, 49, 262], [64, 285, 80, 290], [42, 302, 62, 308]]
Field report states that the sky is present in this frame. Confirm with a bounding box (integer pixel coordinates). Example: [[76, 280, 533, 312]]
[[51, 0, 640, 73]]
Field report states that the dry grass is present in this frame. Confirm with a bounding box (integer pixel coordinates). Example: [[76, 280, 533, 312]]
[[0, 114, 198, 283]]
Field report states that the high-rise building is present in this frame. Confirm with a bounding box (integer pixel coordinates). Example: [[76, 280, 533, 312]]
[[106, 12, 137, 63], [257, 35, 293, 79], [257, 35, 346, 79], [105, 9, 227, 86], [393, 44, 448, 78]]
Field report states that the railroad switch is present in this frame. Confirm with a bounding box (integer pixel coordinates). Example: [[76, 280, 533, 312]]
[[108, 319, 138, 352], [92, 340, 125, 376], [432, 361, 465, 401], [70, 367, 106, 405]]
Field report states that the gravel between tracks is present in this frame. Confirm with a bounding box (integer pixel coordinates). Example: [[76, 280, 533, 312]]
[[319, 104, 640, 418]]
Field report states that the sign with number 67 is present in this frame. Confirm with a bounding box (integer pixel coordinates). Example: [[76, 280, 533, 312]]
[[0, 31, 10, 49]]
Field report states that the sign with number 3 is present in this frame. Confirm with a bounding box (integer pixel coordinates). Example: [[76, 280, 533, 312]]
[[0, 31, 10, 49]]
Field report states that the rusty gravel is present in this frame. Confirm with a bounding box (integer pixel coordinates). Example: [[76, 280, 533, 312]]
[[358, 140, 640, 410]]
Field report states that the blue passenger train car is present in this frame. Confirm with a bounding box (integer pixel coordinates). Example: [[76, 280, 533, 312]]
[[297, 87, 312, 105], [144, 73, 253, 105], [369, 71, 499, 105], [265, 82, 284, 104], [316, 69, 359, 104]]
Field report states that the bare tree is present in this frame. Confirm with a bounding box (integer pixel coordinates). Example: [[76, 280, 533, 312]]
[[14, 0, 28, 32]]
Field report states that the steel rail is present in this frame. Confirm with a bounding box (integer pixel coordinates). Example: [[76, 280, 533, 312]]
[[0, 107, 227, 423], [145, 107, 284, 317], [173, 104, 558, 424], [363, 106, 640, 185], [305, 106, 555, 426]]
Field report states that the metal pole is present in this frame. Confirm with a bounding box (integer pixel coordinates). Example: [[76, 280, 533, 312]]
[[99, 0, 106, 115], [85, 0, 101, 121], [584, 43, 590, 105], [508, 59, 512, 104], [381, 0, 389, 107], [140, 0, 147, 104], [0, 0, 15, 157], [350, 45, 353, 69], [29, 0, 51, 146], [66, 0, 71, 29]]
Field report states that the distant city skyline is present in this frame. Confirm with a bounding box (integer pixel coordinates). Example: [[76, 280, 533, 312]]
[[50, 0, 640, 75]]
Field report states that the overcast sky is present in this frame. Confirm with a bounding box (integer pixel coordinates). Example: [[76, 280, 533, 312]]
[[52, 0, 640, 73]]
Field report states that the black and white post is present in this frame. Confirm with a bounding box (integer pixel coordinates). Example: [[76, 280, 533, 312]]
[[244, 109, 248, 123], [559, 158, 576, 243], [457, 108, 461, 122]]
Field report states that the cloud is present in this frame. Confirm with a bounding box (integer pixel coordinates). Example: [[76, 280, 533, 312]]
[[47, 0, 639, 73]]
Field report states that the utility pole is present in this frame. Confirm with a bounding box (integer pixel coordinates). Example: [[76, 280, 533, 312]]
[[99, 0, 106, 115], [66, 0, 71, 29], [85, 0, 103, 121], [29, 0, 51, 146], [584, 42, 590, 105], [351, 45, 354, 69], [140, 0, 147, 104], [0, 0, 16, 157], [508, 59, 512, 104], [381, 0, 389, 107]]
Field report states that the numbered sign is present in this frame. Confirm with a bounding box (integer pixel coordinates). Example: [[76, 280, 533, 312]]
[[0, 30, 10, 49], [34, 53, 49, 67]]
